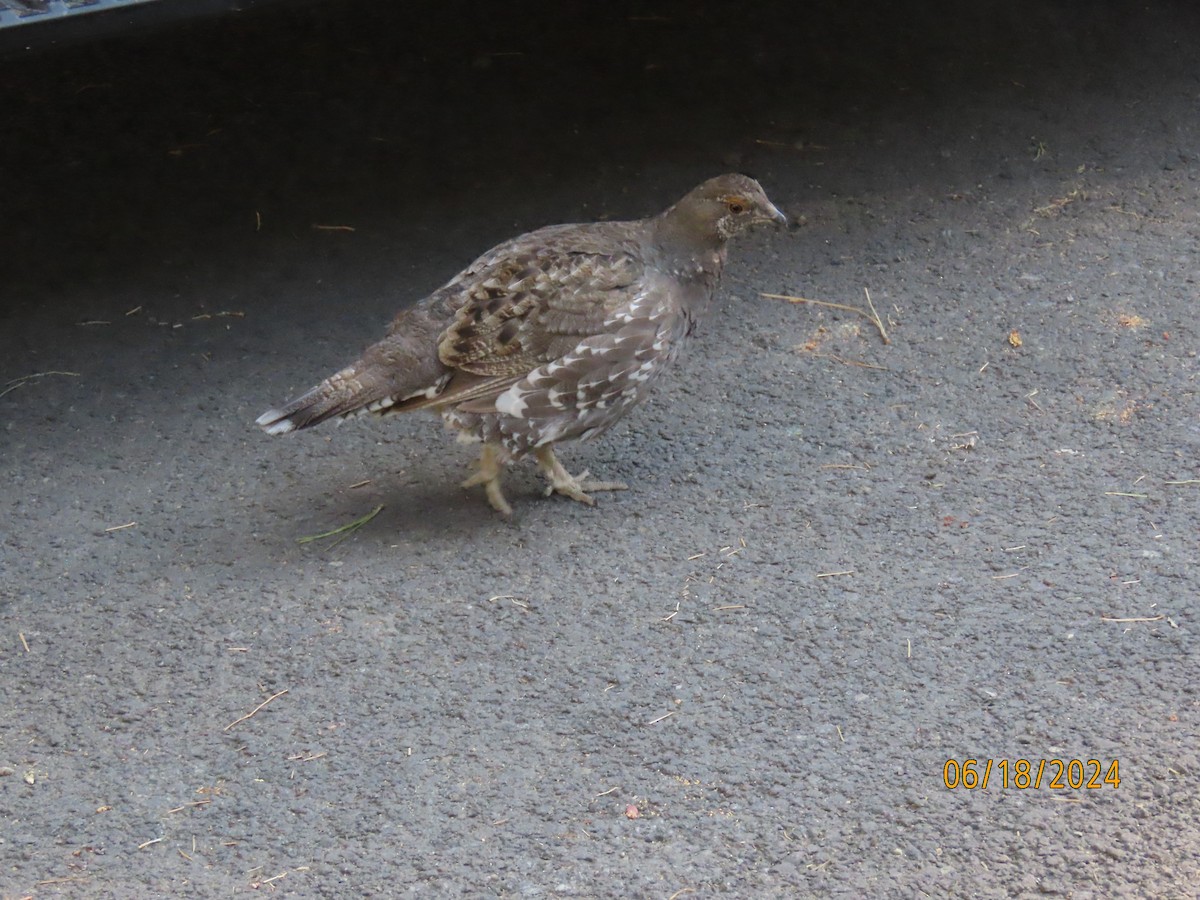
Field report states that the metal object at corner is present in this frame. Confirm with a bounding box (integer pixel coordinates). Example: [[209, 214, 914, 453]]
[[0, 0, 161, 29]]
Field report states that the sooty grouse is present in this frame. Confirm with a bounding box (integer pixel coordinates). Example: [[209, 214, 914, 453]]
[[257, 173, 786, 515]]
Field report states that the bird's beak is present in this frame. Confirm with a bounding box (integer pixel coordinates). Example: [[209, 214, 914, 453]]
[[762, 200, 789, 228]]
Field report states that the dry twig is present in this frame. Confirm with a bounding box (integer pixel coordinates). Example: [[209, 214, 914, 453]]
[[167, 800, 212, 814], [224, 689, 289, 732], [762, 289, 890, 344]]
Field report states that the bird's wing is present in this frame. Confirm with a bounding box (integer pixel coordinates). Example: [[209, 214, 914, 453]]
[[427, 238, 648, 407], [482, 274, 690, 445]]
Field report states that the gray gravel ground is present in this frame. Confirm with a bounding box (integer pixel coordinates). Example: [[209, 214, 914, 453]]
[[2, 1, 1198, 896]]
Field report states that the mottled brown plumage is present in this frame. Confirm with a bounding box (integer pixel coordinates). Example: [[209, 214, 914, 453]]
[[257, 174, 786, 515]]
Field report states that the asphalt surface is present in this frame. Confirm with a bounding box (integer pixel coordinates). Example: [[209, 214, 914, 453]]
[[2, 1, 1198, 896]]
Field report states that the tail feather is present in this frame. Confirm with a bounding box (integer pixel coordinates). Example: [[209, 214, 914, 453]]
[[256, 363, 454, 435], [256, 305, 454, 435], [255, 362, 384, 434]]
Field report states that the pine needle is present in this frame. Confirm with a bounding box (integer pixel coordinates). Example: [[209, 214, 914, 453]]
[[297, 505, 384, 544], [1, 370, 81, 399]]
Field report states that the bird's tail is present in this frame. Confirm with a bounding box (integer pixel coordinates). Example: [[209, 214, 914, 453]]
[[256, 302, 454, 435], [256, 360, 404, 434]]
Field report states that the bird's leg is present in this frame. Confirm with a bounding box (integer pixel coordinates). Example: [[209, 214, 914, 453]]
[[462, 443, 513, 517], [534, 446, 628, 506]]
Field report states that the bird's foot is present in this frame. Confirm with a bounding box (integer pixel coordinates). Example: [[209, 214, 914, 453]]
[[463, 444, 513, 517], [547, 472, 630, 506], [535, 448, 628, 507]]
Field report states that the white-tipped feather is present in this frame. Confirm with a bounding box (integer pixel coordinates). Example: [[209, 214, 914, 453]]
[[366, 396, 398, 412], [494, 385, 529, 418], [257, 413, 297, 435], [398, 375, 451, 402]]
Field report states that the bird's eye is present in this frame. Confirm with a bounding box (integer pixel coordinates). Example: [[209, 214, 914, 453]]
[[726, 199, 746, 214]]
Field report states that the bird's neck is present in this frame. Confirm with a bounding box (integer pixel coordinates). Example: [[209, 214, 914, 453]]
[[650, 209, 727, 282]]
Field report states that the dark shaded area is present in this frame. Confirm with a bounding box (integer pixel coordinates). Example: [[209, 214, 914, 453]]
[[1, 1, 1198, 895], [0, 1, 1161, 301]]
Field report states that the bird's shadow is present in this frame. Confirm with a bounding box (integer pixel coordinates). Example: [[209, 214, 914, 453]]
[[245, 460, 595, 555], [258, 476, 508, 543]]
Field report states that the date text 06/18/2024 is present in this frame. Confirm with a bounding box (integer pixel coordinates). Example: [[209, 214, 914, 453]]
[[943, 759, 1121, 790]]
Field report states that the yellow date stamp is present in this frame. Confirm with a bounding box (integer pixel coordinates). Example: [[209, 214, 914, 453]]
[[943, 758, 1121, 790]]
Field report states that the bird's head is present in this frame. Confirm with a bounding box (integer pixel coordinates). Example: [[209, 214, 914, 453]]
[[660, 173, 789, 245]]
